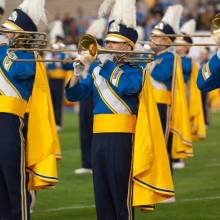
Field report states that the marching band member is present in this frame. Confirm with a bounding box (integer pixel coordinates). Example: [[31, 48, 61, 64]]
[[197, 47, 220, 92], [0, 0, 46, 219], [46, 19, 66, 130], [197, 50, 220, 91], [0, 0, 60, 218], [66, 0, 174, 218], [65, 0, 143, 218], [174, 19, 206, 169], [147, 5, 192, 170], [197, 14, 220, 92]]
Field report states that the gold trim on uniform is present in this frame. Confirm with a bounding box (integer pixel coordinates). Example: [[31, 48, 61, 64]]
[[47, 69, 66, 79], [202, 62, 211, 80], [106, 34, 135, 48], [0, 96, 27, 118], [153, 89, 171, 104], [19, 118, 28, 220], [2, 20, 23, 31], [93, 114, 136, 133]]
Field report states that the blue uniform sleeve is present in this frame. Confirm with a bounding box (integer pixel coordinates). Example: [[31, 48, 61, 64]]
[[151, 53, 174, 83], [182, 56, 192, 83], [99, 60, 143, 95], [62, 62, 74, 71], [65, 73, 93, 101], [3, 51, 35, 80], [197, 54, 220, 92]]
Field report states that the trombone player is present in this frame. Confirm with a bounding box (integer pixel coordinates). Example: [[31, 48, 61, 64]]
[[65, 0, 144, 218], [146, 4, 184, 173], [0, 0, 47, 219]]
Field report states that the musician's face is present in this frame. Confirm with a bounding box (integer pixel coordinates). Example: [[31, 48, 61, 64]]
[[4, 33, 15, 39], [150, 36, 171, 52], [105, 41, 132, 51], [176, 46, 190, 56]]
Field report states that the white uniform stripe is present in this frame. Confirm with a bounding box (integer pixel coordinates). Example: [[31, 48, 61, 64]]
[[93, 66, 130, 114], [0, 68, 20, 97]]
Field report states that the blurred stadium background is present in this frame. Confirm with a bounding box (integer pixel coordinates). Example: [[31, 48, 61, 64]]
[[3, 0, 220, 219]]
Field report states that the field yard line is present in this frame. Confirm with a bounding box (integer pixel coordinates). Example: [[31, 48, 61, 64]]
[[205, 163, 220, 167], [41, 204, 95, 212], [180, 195, 220, 202], [36, 195, 220, 213]]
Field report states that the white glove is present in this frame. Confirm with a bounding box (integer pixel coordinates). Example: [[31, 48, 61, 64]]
[[98, 54, 114, 64], [74, 63, 89, 79], [78, 51, 95, 66], [74, 63, 84, 76]]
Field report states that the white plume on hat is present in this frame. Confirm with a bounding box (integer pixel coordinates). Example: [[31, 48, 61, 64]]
[[0, 0, 5, 10], [109, 0, 136, 28], [86, 18, 106, 39], [98, 0, 115, 18], [49, 20, 64, 40], [181, 19, 196, 34], [162, 4, 183, 34], [18, 0, 47, 25]]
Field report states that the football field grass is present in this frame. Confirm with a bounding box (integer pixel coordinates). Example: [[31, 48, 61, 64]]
[[32, 111, 220, 220]]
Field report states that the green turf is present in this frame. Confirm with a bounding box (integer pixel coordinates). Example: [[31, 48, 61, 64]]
[[31, 111, 220, 220]]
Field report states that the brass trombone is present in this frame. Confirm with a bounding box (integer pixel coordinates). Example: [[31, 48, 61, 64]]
[[7, 34, 155, 63], [145, 13, 220, 47], [0, 28, 48, 48]]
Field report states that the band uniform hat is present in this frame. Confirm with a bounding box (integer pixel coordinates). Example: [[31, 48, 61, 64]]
[[1, 0, 47, 32], [2, 9, 37, 31], [105, 20, 138, 48], [152, 4, 183, 42], [176, 19, 197, 44]]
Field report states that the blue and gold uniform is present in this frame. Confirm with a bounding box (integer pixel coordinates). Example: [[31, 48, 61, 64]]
[[66, 56, 143, 220], [0, 43, 35, 220], [197, 53, 220, 92], [147, 50, 174, 133], [0, 0, 51, 220]]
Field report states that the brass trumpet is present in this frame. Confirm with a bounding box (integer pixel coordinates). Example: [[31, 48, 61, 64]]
[[7, 34, 155, 63]]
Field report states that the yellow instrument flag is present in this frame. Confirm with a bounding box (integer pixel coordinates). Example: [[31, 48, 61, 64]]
[[170, 56, 193, 159], [208, 88, 220, 111], [189, 61, 206, 140], [133, 73, 174, 211], [26, 58, 61, 190]]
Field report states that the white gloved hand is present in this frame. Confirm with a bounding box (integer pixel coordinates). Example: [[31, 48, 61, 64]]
[[98, 54, 114, 64], [74, 63, 85, 76], [212, 32, 220, 45], [78, 51, 95, 66], [74, 62, 90, 79]]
